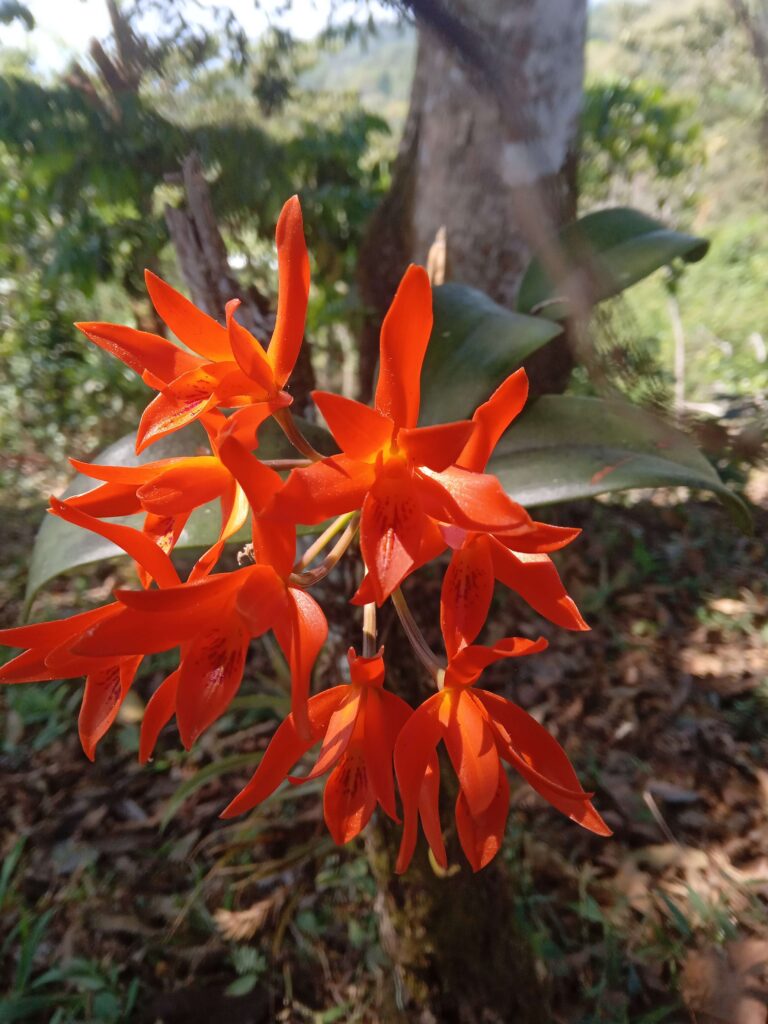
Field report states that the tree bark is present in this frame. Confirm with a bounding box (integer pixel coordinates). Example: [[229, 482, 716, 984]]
[[358, 0, 587, 400], [357, 3, 588, 1017]]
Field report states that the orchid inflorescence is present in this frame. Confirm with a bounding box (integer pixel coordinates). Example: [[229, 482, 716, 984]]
[[0, 196, 610, 873]]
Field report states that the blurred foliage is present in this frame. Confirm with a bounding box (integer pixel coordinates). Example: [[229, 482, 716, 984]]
[[0, 1, 390, 479], [581, 79, 701, 208]]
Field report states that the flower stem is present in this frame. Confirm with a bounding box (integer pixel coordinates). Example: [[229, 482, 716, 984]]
[[391, 588, 445, 683], [288, 514, 360, 589], [273, 407, 324, 462], [261, 458, 312, 471], [294, 511, 356, 572], [362, 602, 377, 658]]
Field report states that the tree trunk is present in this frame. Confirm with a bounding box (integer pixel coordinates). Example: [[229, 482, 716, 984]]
[[357, 3, 588, 1017], [357, 0, 587, 400]]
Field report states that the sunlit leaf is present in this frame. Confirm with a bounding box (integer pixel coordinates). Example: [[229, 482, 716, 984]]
[[490, 395, 751, 532], [517, 207, 709, 317]]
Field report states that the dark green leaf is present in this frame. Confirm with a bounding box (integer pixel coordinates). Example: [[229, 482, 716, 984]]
[[517, 207, 709, 317], [420, 283, 562, 423], [490, 395, 751, 532]]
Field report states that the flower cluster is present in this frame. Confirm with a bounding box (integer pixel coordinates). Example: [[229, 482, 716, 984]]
[[0, 196, 610, 872]]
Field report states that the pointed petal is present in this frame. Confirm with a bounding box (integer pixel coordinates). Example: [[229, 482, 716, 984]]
[[497, 521, 582, 554], [235, 566, 290, 636], [442, 689, 499, 816], [226, 299, 275, 392], [75, 575, 244, 656], [457, 368, 529, 472], [360, 462, 425, 605], [440, 535, 495, 660], [362, 688, 411, 821], [0, 647, 63, 683], [394, 692, 445, 873], [418, 466, 532, 533], [267, 195, 311, 387], [136, 366, 224, 453], [136, 511, 190, 588], [221, 686, 345, 816], [136, 457, 231, 516], [399, 421, 475, 473], [116, 571, 243, 615], [476, 690, 612, 836], [176, 624, 249, 748], [446, 635, 548, 687], [269, 455, 375, 525], [312, 391, 393, 460], [144, 270, 231, 361], [455, 767, 509, 872], [217, 404, 276, 448], [490, 539, 589, 631], [65, 481, 142, 518], [297, 687, 362, 781], [139, 668, 180, 763], [350, 517, 445, 606], [0, 604, 116, 651], [49, 498, 180, 589], [73, 607, 184, 657], [68, 456, 178, 485], [217, 435, 285, 519], [78, 656, 142, 761], [273, 588, 328, 739], [416, 754, 447, 870], [374, 264, 432, 429], [323, 746, 378, 845], [75, 321, 200, 383]]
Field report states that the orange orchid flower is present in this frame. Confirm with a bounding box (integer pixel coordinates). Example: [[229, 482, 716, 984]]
[[394, 635, 611, 873], [75, 196, 309, 453], [72, 447, 327, 746], [221, 648, 412, 845], [0, 498, 189, 759], [269, 265, 535, 605], [62, 405, 277, 584], [0, 193, 616, 874]]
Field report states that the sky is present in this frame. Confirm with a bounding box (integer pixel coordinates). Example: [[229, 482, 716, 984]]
[[4, 0, 394, 72]]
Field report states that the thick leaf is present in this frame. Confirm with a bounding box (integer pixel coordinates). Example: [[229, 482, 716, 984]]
[[490, 395, 751, 532], [24, 417, 333, 613], [517, 207, 710, 317], [420, 283, 562, 423]]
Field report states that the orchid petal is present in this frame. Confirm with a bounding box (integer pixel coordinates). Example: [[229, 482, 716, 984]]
[[267, 195, 311, 387], [312, 390, 394, 460], [375, 264, 432, 429], [457, 368, 529, 472], [221, 686, 345, 817]]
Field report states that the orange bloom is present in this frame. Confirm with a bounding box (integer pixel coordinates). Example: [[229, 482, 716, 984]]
[[394, 636, 611, 873], [270, 266, 534, 604], [0, 503, 188, 759], [222, 648, 412, 845], [75, 196, 308, 452], [73, 447, 326, 745]]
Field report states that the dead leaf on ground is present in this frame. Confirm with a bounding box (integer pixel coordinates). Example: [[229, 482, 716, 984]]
[[681, 939, 768, 1024]]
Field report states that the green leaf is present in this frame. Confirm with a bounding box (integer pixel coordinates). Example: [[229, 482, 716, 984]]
[[490, 395, 751, 532], [517, 207, 710, 317], [23, 417, 333, 614], [420, 283, 562, 423]]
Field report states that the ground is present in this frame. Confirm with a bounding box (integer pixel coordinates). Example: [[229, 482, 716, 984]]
[[1, 463, 766, 1024]]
